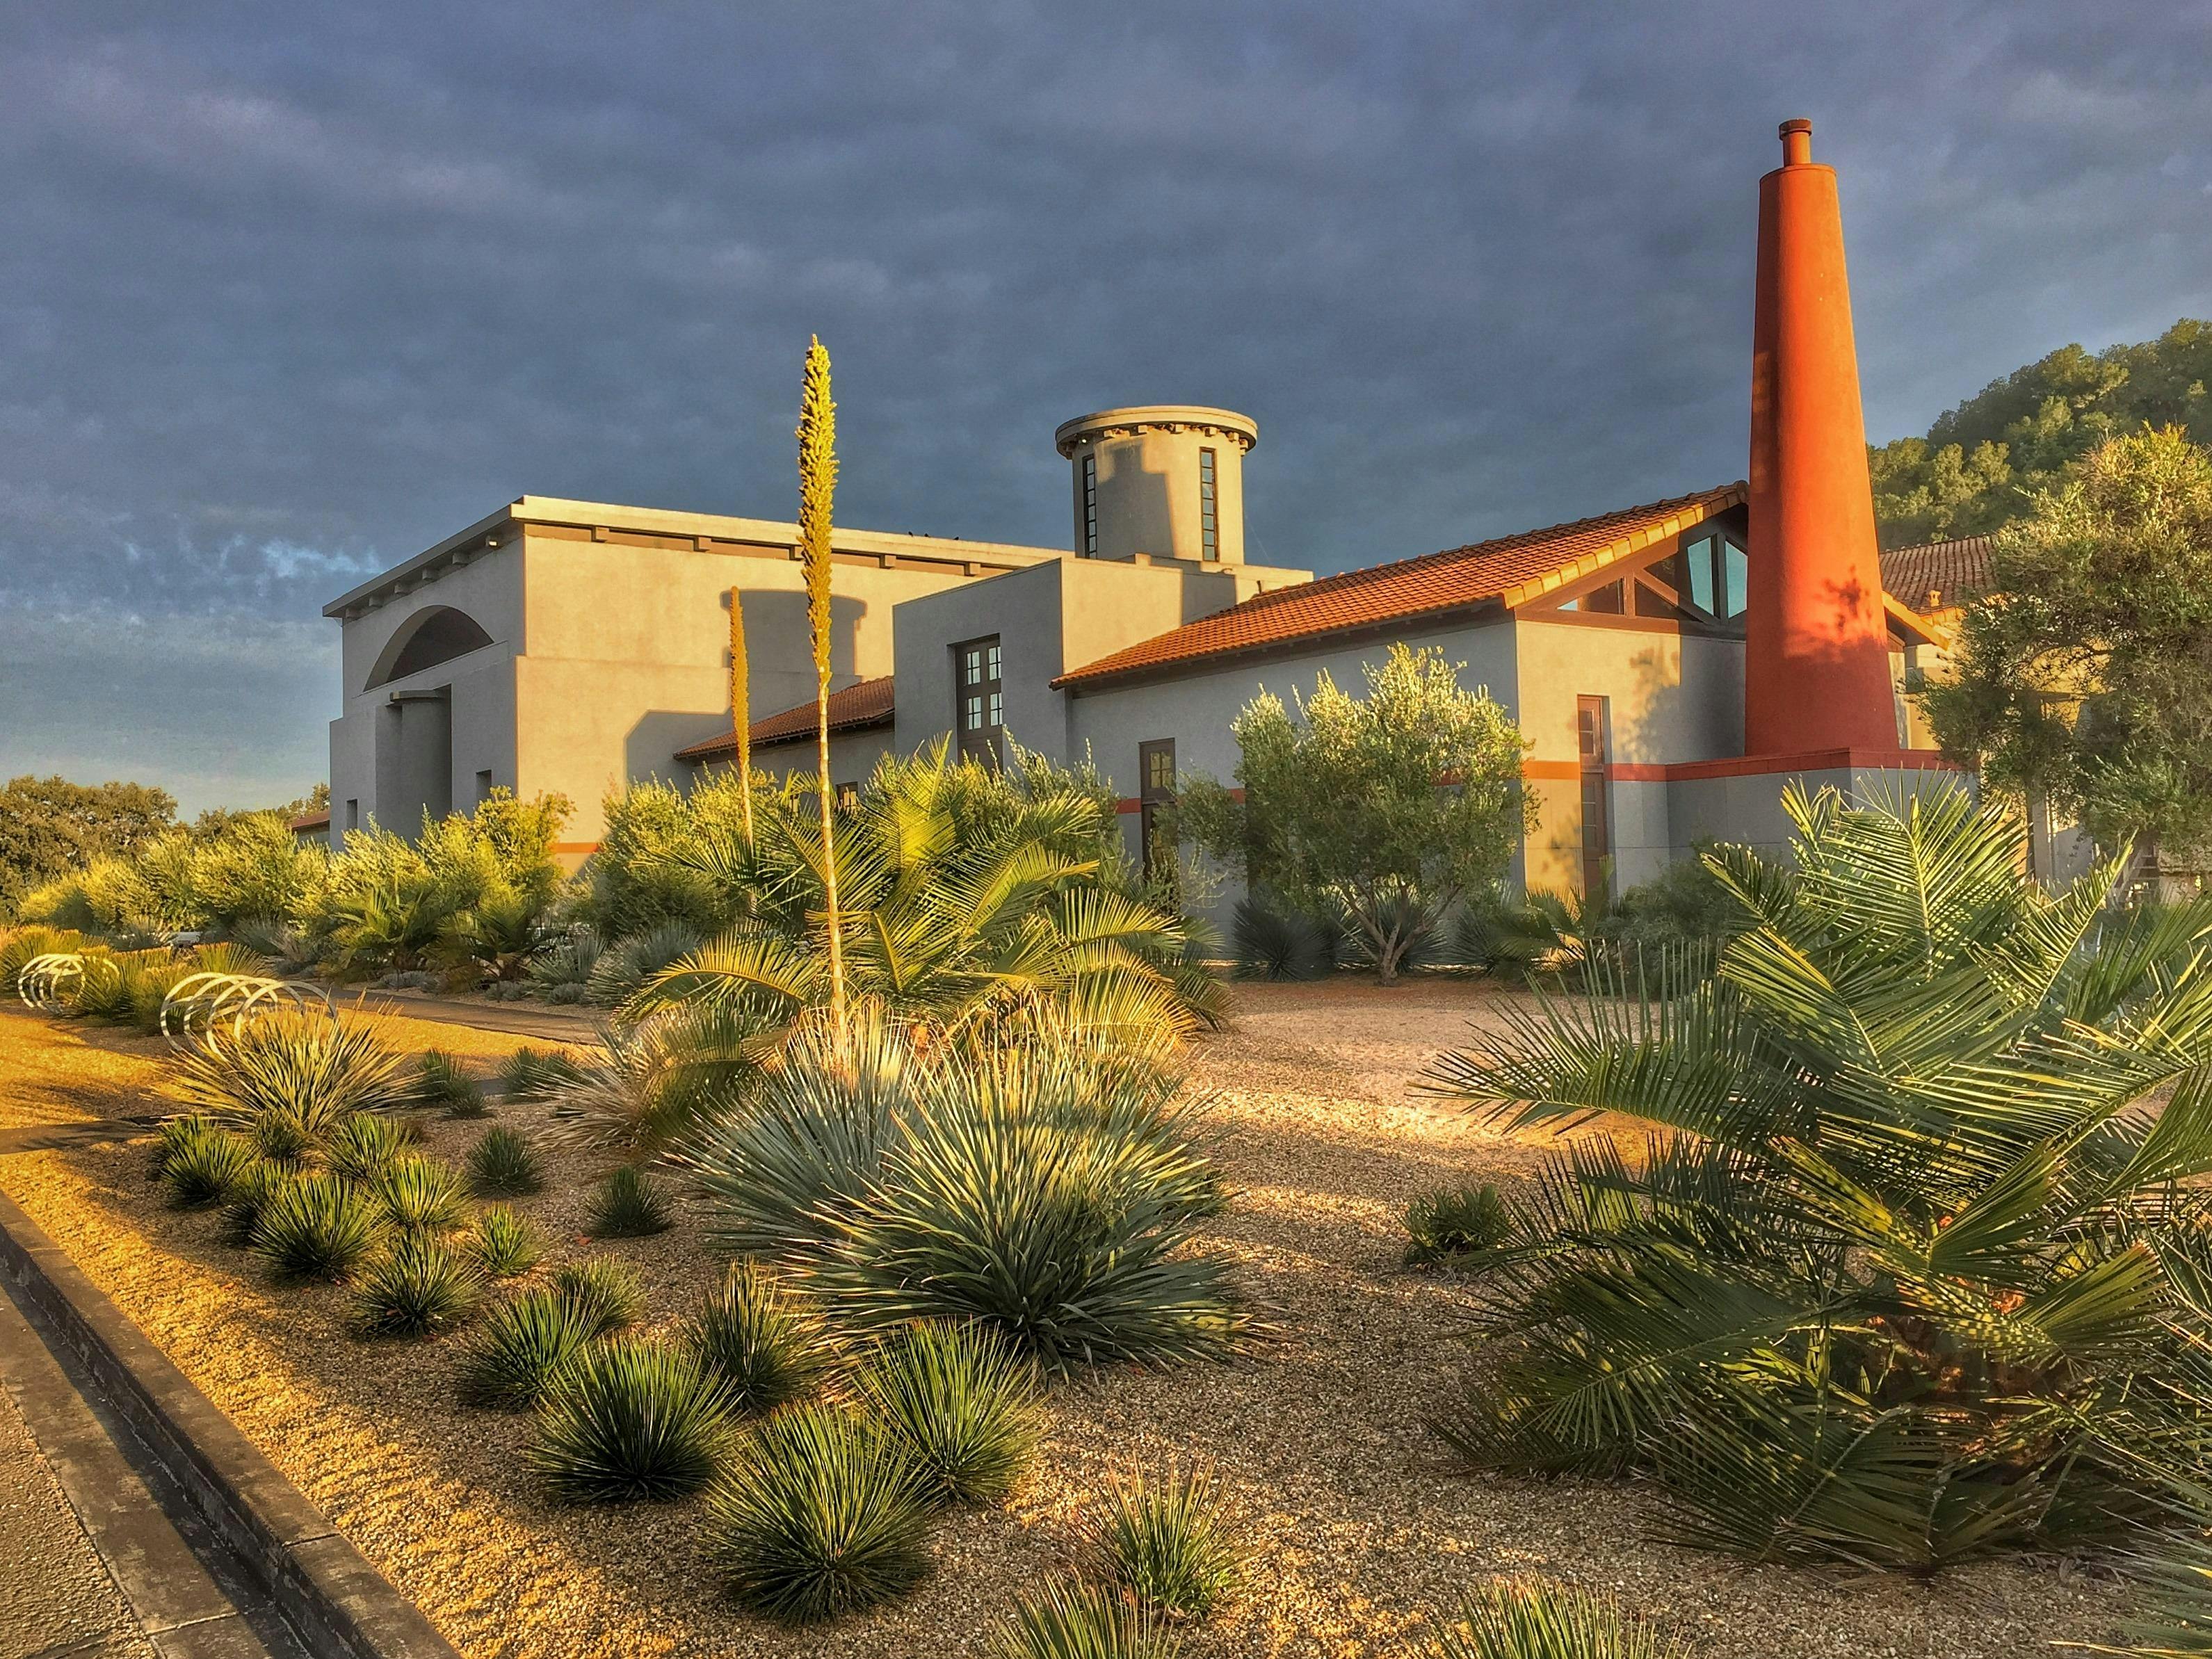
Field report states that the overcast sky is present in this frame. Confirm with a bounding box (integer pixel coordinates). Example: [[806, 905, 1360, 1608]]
[[2, 2, 2207, 812]]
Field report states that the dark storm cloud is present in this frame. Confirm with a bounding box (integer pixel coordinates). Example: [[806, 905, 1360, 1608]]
[[1, 1, 2208, 807]]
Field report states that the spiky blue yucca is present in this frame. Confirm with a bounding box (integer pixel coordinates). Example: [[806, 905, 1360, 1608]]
[[554, 1256, 645, 1335], [1083, 1466, 1245, 1621], [159, 1121, 257, 1208], [1402, 1183, 1512, 1267], [172, 1011, 412, 1135], [469, 1205, 543, 1277], [586, 1164, 675, 1238], [857, 1322, 1044, 1506], [464, 1126, 544, 1197], [247, 1107, 318, 1170], [371, 1155, 469, 1233], [350, 1233, 483, 1337], [993, 1578, 1180, 1659], [416, 1050, 488, 1117], [151, 1112, 218, 1181], [683, 1261, 831, 1416], [530, 1336, 732, 1503], [459, 1288, 597, 1409], [1430, 1580, 1686, 1659], [324, 1112, 414, 1185], [251, 1172, 384, 1281], [220, 1159, 286, 1245], [701, 1403, 935, 1622]]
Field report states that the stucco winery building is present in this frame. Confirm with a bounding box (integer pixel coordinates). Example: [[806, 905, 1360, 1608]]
[[321, 122, 1970, 896]]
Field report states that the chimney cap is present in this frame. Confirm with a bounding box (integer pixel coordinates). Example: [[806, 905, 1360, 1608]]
[[1778, 118, 1813, 138]]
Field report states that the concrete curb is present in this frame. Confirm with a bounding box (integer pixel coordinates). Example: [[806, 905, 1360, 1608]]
[[0, 1185, 462, 1659]]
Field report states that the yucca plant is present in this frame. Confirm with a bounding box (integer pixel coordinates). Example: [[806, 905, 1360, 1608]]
[[1403, 1183, 1512, 1266], [683, 1259, 831, 1415], [540, 1010, 750, 1157], [159, 1120, 257, 1208], [459, 1288, 598, 1409], [371, 1155, 469, 1233], [0, 925, 81, 994], [856, 1322, 1044, 1506], [220, 1158, 287, 1245], [586, 1164, 675, 1238], [464, 1126, 544, 1197], [323, 1112, 414, 1184], [1428, 1579, 1686, 1659], [251, 1172, 385, 1281], [1229, 894, 1339, 981], [993, 1579, 1180, 1659], [467, 1205, 544, 1278], [172, 1011, 412, 1138], [701, 1402, 935, 1621], [350, 1233, 483, 1337], [531, 1336, 732, 1503], [1426, 785, 2212, 1572], [500, 1044, 588, 1101], [244, 1107, 318, 1170], [554, 1256, 645, 1336], [1082, 1465, 1245, 1622], [414, 1050, 487, 1117], [151, 1112, 220, 1181]]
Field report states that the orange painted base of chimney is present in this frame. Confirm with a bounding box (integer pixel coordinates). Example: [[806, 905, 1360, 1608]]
[[1744, 120, 1898, 755]]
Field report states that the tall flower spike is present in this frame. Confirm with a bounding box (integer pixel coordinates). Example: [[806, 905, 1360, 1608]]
[[796, 335, 848, 1042], [728, 585, 753, 843]]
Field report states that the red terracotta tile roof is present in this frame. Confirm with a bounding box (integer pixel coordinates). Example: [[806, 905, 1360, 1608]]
[[1880, 535, 1994, 614], [288, 810, 330, 832], [1052, 484, 1747, 690], [676, 674, 896, 762]]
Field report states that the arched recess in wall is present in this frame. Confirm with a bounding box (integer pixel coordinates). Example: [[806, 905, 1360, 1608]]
[[365, 606, 497, 690]]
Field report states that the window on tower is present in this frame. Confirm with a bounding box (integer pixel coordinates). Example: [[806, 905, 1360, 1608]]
[[1081, 454, 1098, 557], [1198, 448, 1218, 561]]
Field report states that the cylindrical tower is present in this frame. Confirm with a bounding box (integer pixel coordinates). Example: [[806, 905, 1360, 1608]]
[[1744, 119, 1896, 754], [1054, 405, 1257, 565]]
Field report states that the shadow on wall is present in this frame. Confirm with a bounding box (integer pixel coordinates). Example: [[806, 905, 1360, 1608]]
[[1534, 641, 1691, 889], [1102, 443, 1174, 558]]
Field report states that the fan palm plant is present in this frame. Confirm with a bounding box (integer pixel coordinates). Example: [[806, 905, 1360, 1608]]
[[1426, 784, 2212, 1573], [626, 743, 1222, 1056]]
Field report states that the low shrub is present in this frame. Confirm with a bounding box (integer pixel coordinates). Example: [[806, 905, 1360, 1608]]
[[1082, 1466, 1245, 1622], [554, 1256, 645, 1336], [683, 1260, 831, 1416], [324, 1112, 414, 1184], [459, 1288, 597, 1409], [702, 1403, 935, 1622], [531, 1336, 732, 1503], [500, 1045, 588, 1102], [371, 1155, 469, 1233], [416, 1051, 487, 1118], [465, 1126, 544, 1197], [350, 1233, 483, 1337], [1428, 1580, 1686, 1659], [587, 1165, 675, 1238], [468, 1205, 543, 1278], [1229, 896, 1339, 981], [857, 1322, 1043, 1507], [159, 1121, 256, 1208], [1402, 1183, 1511, 1266], [993, 1579, 1179, 1659], [251, 1173, 384, 1281]]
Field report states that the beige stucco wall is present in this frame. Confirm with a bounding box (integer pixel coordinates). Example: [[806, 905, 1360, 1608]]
[[1058, 409, 1253, 566]]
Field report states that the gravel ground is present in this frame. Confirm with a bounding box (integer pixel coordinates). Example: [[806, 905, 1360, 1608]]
[[0, 989, 2127, 1658]]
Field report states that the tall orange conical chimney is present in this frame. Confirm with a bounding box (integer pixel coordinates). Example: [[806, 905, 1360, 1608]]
[[1745, 118, 1896, 754]]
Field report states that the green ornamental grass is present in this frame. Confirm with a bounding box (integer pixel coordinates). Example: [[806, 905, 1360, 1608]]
[[464, 1126, 544, 1197], [469, 1205, 544, 1277], [554, 1256, 645, 1336], [993, 1578, 1180, 1659], [702, 1402, 935, 1623], [324, 1112, 414, 1184], [586, 1164, 675, 1238], [1428, 1580, 1687, 1659], [350, 1232, 483, 1338], [459, 1288, 598, 1409], [372, 1155, 469, 1233], [251, 1172, 385, 1281], [159, 1121, 257, 1208], [857, 1322, 1044, 1507], [683, 1261, 831, 1416], [1402, 1183, 1512, 1267], [1083, 1466, 1245, 1622], [531, 1336, 732, 1503]]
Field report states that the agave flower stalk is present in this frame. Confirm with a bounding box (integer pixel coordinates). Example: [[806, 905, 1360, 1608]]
[[796, 335, 848, 1044], [729, 585, 754, 844]]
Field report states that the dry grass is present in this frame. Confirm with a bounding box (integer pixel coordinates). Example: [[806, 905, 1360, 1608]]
[[0, 989, 2126, 1658]]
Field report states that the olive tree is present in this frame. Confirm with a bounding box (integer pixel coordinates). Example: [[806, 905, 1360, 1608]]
[[1177, 643, 1533, 983]]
